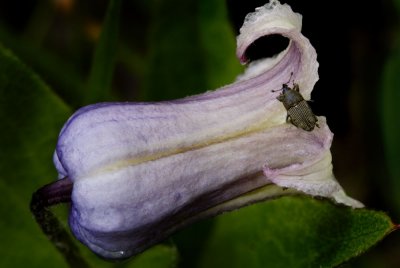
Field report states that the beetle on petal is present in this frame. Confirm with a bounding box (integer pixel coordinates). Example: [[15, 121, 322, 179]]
[[273, 73, 319, 131]]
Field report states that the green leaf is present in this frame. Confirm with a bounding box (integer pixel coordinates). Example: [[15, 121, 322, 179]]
[[195, 196, 394, 268], [125, 245, 178, 268], [86, 0, 121, 103], [0, 44, 71, 267], [144, 0, 242, 101]]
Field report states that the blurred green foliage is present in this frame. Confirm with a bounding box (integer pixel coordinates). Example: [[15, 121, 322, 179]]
[[144, 0, 243, 100], [382, 0, 400, 217], [86, 0, 121, 103], [0, 0, 398, 267]]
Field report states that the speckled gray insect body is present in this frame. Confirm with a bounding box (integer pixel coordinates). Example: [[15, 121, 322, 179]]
[[274, 82, 319, 131]]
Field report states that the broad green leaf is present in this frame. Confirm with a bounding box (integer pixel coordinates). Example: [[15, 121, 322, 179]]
[[196, 196, 394, 268], [381, 32, 400, 215], [144, 0, 242, 101], [86, 0, 121, 103], [0, 44, 71, 267], [125, 245, 178, 268]]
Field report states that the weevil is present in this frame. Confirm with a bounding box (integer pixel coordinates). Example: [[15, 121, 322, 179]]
[[272, 73, 319, 131]]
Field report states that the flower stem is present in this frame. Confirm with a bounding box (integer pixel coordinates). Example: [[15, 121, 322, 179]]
[[30, 177, 90, 268]]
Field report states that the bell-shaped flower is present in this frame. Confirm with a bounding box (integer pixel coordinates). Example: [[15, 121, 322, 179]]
[[53, 0, 363, 260]]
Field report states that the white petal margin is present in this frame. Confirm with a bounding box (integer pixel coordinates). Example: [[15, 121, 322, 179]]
[[263, 119, 363, 208], [53, 0, 363, 260], [236, 0, 318, 100]]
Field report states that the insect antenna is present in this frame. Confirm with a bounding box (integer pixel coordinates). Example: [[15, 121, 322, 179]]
[[286, 72, 294, 85], [271, 72, 294, 92], [271, 88, 282, 92]]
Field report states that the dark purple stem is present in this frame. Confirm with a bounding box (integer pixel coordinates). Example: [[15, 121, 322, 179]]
[[30, 177, 90, 268]]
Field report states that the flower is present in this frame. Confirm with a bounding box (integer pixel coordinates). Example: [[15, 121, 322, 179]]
[[53, 0, 363, 260]]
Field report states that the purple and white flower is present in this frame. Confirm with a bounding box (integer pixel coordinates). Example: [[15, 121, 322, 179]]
[[53, 0, 363, 260]]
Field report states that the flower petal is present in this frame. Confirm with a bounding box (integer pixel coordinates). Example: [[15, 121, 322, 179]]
[[68, 119, 335, 259], [53, 0, 362, 260]]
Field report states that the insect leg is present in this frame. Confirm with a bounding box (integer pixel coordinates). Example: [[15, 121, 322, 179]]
[[286, 114, 292, 123]]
